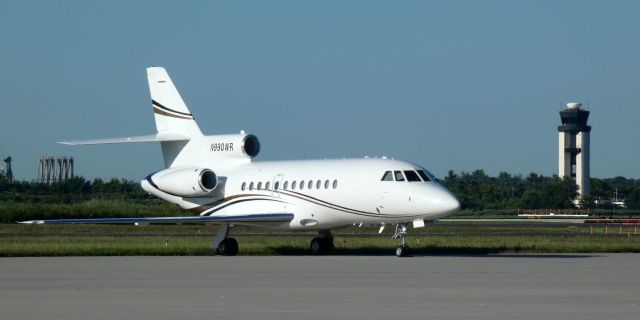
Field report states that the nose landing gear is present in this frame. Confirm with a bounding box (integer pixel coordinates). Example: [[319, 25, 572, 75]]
[[393, 223, 409, 257]]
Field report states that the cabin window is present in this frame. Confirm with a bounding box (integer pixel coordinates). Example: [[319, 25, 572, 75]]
[[241, 182, 246, 191], [300, 180, 305, 190], [381, 171, 393, 181], [404, 170, 421, 182], [316, 180, 321, 189], [265, 181, 271, 189], [283, 181, 289, 190], [417, 170, 432, 182], [274, 181, 280, 190], [292, 181, 297, 190], [333, 180, 338, 189], [324, 180, 329, 189], [257, 182, 263, 190], [308, 180, 313, 189], [249, 182, 254, 190], [394, 171, 405, 182]]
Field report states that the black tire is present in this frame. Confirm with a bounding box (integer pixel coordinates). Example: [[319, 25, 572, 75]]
[[395, 245, 409, 257], [310, 236, 335, 255], [310, 237, 326, 255], [324, 237, 336, 252], [217, 238, 239, 256], [322, 237, 334, 253]]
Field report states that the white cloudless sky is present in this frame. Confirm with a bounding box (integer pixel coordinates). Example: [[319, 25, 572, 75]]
[[1, 1, 638, 180]]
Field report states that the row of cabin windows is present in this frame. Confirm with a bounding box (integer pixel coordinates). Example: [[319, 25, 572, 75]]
[[381, 169, 432, 182], [241, 179, 338, 192]]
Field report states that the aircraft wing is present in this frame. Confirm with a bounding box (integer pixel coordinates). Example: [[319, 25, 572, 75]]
[[58, 133, 190, 145], [18, 213, 294, 226]]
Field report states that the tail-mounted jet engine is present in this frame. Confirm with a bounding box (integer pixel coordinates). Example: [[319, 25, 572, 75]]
[[206, 133, 260, 160], [146, 167, 218, 197], [241, 134, 260, 158]]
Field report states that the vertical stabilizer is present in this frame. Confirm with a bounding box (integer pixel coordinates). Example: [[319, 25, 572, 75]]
[[147, 67, 203, 167], [147, 67, 203, 137]]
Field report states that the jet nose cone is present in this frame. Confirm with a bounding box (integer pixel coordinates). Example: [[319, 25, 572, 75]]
[[445, 194, 461, 213], [429, 185, 460, 216]]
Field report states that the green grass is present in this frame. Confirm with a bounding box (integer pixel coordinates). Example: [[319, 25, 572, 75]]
[[2, 221, 636, 236], [451, 209, 640, 218], [1, 223, 640, 256]]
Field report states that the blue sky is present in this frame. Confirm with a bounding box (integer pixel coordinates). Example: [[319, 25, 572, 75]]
[[1, 1, 639, 180]]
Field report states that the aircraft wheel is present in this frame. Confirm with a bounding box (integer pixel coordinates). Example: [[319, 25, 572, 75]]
[[395, 245, 409, 257], [217, 238, 239, 256], [322, 237, 334, 254], [310, 237, 328, 255], [325, 237, 334, 251]]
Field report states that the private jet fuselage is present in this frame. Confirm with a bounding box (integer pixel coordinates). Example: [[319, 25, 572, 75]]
[[143, 158, 460, 230]]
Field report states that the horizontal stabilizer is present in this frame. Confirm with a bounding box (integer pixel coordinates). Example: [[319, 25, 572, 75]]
[[58, 133, 190, 145], [19, 213, 294, 225]]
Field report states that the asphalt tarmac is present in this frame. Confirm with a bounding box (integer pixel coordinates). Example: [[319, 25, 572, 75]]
[[1, 254, 639, 320]]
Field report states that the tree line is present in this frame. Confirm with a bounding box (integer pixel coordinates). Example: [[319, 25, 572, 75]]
[[441, 170, 640, 210], [0, 176, 180, 223], [0, 176, 150, 204]]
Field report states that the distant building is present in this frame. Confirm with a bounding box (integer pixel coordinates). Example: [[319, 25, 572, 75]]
[[558, 102, 590, 200], [2, 156, 12, 181], [36, 156, 73, 183]]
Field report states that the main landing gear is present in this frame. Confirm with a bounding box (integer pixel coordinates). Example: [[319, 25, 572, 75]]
[[310, 231, 334, 255], [393, 223, 409, 257], [211, 224, 410, 257], [217, 238, 239, 256], [212, 223, 239, 256]]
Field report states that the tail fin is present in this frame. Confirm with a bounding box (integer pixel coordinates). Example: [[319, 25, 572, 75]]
[[147, 67, 202, 137], [147, 67, 203, 167]]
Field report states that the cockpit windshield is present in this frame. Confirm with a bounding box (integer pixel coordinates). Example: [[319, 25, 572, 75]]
[[404, 170, 421, 182], [419, 169, 437, 182], [381, 169, 434, 182], [416, 170, 431, 182]]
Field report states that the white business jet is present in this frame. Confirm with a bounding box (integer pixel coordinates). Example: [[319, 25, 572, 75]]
[[21, 67, 460, 257]]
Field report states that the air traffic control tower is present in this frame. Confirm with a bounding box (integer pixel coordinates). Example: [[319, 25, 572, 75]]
[[558, 102, 590, 199]]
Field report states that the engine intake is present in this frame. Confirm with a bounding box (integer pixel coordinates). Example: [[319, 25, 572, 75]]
[[242, 134, 260, 158], [199, 169, 217, 191]]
